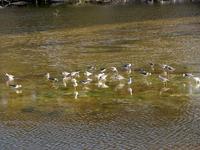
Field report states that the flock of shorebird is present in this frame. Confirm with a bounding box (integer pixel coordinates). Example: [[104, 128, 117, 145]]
[[4, 63, 200, 98]]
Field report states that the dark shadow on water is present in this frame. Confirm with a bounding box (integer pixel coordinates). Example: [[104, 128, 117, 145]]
[[0, 2, 199, 35]]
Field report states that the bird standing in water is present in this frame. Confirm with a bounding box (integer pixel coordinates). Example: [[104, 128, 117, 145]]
[[162, 64, 175, 72], [100, 68, 106, 73], [111, 67, 118, 74], [46, 73, 58, 82], [183, 73, 193, 78], [159, 75, 169, 86], [9, 84, 22, 89], [84, 71, 92, 77], [5, 73, 15, 81], [161, 64, 175, 77], [123, 63, 132, 74], [149, 62, 155, 71], [140, 69, 151, 77], [193, 77, 200, 84]]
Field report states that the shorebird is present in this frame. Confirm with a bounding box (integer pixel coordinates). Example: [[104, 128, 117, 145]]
[[100, 68, 106, 73], [159, 75, 169, 86], [162, 64, 175, 72], [84, 71, 92, 77], [123, 63, 132, 74], [193, 77, 200, 84], [140, 69, 151, 77], [62, 71, 70, 77], [183, 73, 193, 78], [80, 78, 92, 85], [111, 67, 118, 73], [149, 62, 155, 71], [46, 73, 58, 82], [87, 65, 96, 72], [5, 73, 15, 81], [9, 84, 22, 89], [97, 81, 109, 88], [99, 74, 108, 82], [96, 73, 106, 81], [86, 78, 93, 82], [71, 71, 80, 78], [123, 63, 132, 70]]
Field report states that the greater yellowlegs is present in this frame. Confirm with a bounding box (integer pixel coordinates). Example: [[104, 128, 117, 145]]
[[97, 81, 109, 88], [96, 73, 106, 81], [100, 68, 106, 73], [5, 73, 15, 81], [99, 74, 108, 82], [80, 78, 92, 85], [111, 67, 118, 73], [62, 71, 70, 77], [140, 69, 151, 77], [159, 75, 169, 86], [193, 77, 200, 84], [123, 63, 132, 74], [149, 62, 155, 71], [71, 71, 80, 78], [123, 63, 132, 70], [84, 71, 92, 77], [9, 84, 22, 89], [162, 64, 175, 72], [183, 73, 193, 78], [46, 73, 58, 82]]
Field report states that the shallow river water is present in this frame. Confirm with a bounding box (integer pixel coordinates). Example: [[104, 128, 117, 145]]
[[0, 3, 200, 149]]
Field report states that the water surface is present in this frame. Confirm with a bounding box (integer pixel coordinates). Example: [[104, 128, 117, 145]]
[[0, 3, 200, 149]]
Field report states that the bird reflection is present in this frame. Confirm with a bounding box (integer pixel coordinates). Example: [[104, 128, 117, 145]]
[[51, 82, 59, 89], [74, 91, 79, 99], [15, 90, 23, 94], [144, 78, 152, 86], [114, 83, 125, 91], [6, 63, 199, 99], [97, 81, 109, 88], [195, 83, 200, 89], [82, 86, 90, 91], [128, 87, 133, 96], [159, 87, 170, 95]]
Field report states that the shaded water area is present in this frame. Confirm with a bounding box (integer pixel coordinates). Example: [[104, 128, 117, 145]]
[[0, 3, 200, 149]]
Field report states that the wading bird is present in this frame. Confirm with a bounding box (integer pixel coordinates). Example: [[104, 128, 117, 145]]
[[159, 75, 169, 86], [46, 73, 58, 82], [5, 73, 15, 81]]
